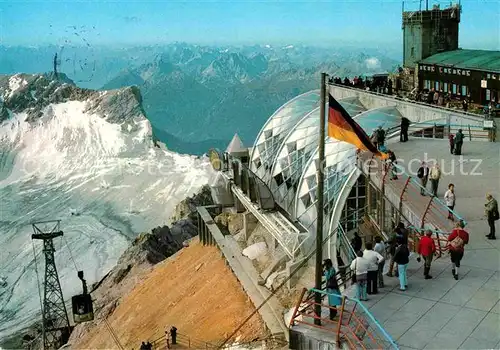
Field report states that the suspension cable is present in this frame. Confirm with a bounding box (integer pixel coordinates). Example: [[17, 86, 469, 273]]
[[31, 240, 44, 318], [63, 235, 79, 272], [104, 318, 124, 350], [218, 223, 345, 348]]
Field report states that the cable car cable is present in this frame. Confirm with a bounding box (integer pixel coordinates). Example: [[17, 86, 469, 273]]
[[218, 223, 345, 348], [63, 235, 79, 272], [104, 318, 124, 350]]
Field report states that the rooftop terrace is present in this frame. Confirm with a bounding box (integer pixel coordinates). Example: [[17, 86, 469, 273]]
[[360, 138, 500, 350]]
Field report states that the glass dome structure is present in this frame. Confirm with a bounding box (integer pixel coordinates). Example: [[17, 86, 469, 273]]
[[250, 90, 405, 255]]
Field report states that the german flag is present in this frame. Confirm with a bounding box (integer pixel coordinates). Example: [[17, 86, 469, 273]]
[[328, 94, 387, 159]]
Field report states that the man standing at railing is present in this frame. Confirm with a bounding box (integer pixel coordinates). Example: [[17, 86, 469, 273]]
[[363, 242, 384, 295], [374, 236, 386, 288], [417, 230, 436, 279], [454, 129, 464, 155], [429, 163, 441, 197], [323, 258, 341, 320], [485, 194, 498, 240], [400, 117, 410, 143], [417, 161, 429, 196]]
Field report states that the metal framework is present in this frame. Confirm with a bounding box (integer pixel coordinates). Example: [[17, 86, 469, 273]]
[[32, 220, 71, 350]]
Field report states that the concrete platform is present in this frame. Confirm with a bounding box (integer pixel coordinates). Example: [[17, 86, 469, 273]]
[[364, 139, 500, 350]]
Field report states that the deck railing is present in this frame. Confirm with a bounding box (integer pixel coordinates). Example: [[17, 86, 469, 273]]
[[358, 151, 466, 237], [289, 288, 398, 350]]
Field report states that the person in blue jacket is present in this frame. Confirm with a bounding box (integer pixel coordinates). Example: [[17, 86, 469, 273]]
[[323, 258, 342, 320]]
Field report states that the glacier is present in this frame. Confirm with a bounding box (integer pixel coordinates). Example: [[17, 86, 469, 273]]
[[0, 97, 214, 338]]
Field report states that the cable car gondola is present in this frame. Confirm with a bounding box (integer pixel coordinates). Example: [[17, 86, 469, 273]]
[[71, 271, 94, 323]]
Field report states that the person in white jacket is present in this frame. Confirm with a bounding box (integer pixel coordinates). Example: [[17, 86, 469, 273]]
[[350, 251, 370, 301], [429, 163, 441, 196], [363, 242, 385, 294], [444, 183, 456, 221]]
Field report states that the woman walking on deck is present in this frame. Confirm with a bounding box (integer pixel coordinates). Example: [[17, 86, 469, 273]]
[[444, 183, 456, 221], [393, 237, 410, 291]]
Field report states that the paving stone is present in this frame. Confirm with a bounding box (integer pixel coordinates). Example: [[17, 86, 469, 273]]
[[399, 328, 438, 349], [411, 302, 461, 332], [459, 336, 498, 350], [469, 312, 500, 344], [464, 287, 500, 312], [423, 331, 470, 349], [440, 281, 481, 306], [440, 307, 487, 337]]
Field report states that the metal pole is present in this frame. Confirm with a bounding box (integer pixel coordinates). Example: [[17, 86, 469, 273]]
[[314, 72, 327, 325]]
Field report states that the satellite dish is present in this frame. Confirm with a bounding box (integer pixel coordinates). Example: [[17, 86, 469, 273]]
[[208, 148, 223, 171]]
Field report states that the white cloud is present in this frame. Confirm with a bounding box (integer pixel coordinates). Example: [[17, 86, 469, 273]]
[[365, 57, 381, 69]]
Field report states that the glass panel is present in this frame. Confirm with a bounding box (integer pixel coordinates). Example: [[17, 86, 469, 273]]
[[444, 82, 448, 93], [486, 89, 491, 101], [435, 81, 440, 90], [452, 84, 457, 94], [461, 85, 467, 96]]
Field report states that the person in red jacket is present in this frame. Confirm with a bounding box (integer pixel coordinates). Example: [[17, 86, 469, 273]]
[[447, 221, 469, 280], [418, 229, 436, 279]]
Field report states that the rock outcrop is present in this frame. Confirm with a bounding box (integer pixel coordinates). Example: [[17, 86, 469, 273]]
[[0, 73, 146, 133]]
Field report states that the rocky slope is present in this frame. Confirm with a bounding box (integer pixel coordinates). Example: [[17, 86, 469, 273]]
[[1, 186, 214, 349], [67, 185, 214, 344]]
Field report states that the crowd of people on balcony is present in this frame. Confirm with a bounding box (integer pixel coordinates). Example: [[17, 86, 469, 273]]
[[329, 75, 393, 95]]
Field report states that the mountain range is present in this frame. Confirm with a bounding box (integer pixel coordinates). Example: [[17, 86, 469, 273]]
[[1, 43, 400, 154]]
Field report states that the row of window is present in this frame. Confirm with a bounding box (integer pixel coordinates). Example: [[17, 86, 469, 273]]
[[423, 80, 468, 96]]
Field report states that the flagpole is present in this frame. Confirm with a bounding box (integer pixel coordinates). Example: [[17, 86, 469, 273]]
[[314, 72, 327, 325]]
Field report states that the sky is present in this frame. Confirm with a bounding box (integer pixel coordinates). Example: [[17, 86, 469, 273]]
[[0, 0, 498, 50]]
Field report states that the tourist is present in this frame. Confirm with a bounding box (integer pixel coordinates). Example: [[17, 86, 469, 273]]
[[448, 134, 455, 155], [363, 242, 384, 294], [485, 194, 499, 240], [444, 183, 456, 221], [447, 221, 469, 280], [170, 326, 178, 345], [350, 250, 369, 301], [323, 258, 341, 320], [417, 229, 436, 279], [387, 150, 398, 180], [454, 129, 465, 155], [393, 236, 410, 291], [351, 232, 362, 252], [417, 161, 429, 196], [429, 163, 441, 197], [400, 117, 410, 142], [462, 99, 468, 112], [374, 236, 386, 288]]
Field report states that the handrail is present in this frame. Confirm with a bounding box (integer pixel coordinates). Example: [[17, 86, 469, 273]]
[[291, 288, 399, 349], [328, 82, 484, 120], [390, 162, 467, 227]]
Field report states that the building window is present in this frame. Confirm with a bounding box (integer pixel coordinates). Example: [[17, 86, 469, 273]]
[[461, 85, 467, 96], [452, 84, 457, 94], [423, 80, 429, 89], [444, 82, 449, 93], [486, 89, 491, 101], [411, 47, 415, 57], [435, 81, 440, 90]]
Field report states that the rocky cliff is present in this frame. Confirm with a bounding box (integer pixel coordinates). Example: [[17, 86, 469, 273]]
[[0, 73, 146, 131]]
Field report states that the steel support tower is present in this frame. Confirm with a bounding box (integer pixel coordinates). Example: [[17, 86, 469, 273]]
[[32, 220, 71, 350]]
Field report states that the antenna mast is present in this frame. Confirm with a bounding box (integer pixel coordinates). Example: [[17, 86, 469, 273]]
[[53, 53, 58, 79], [32, 220, 71, 350]]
